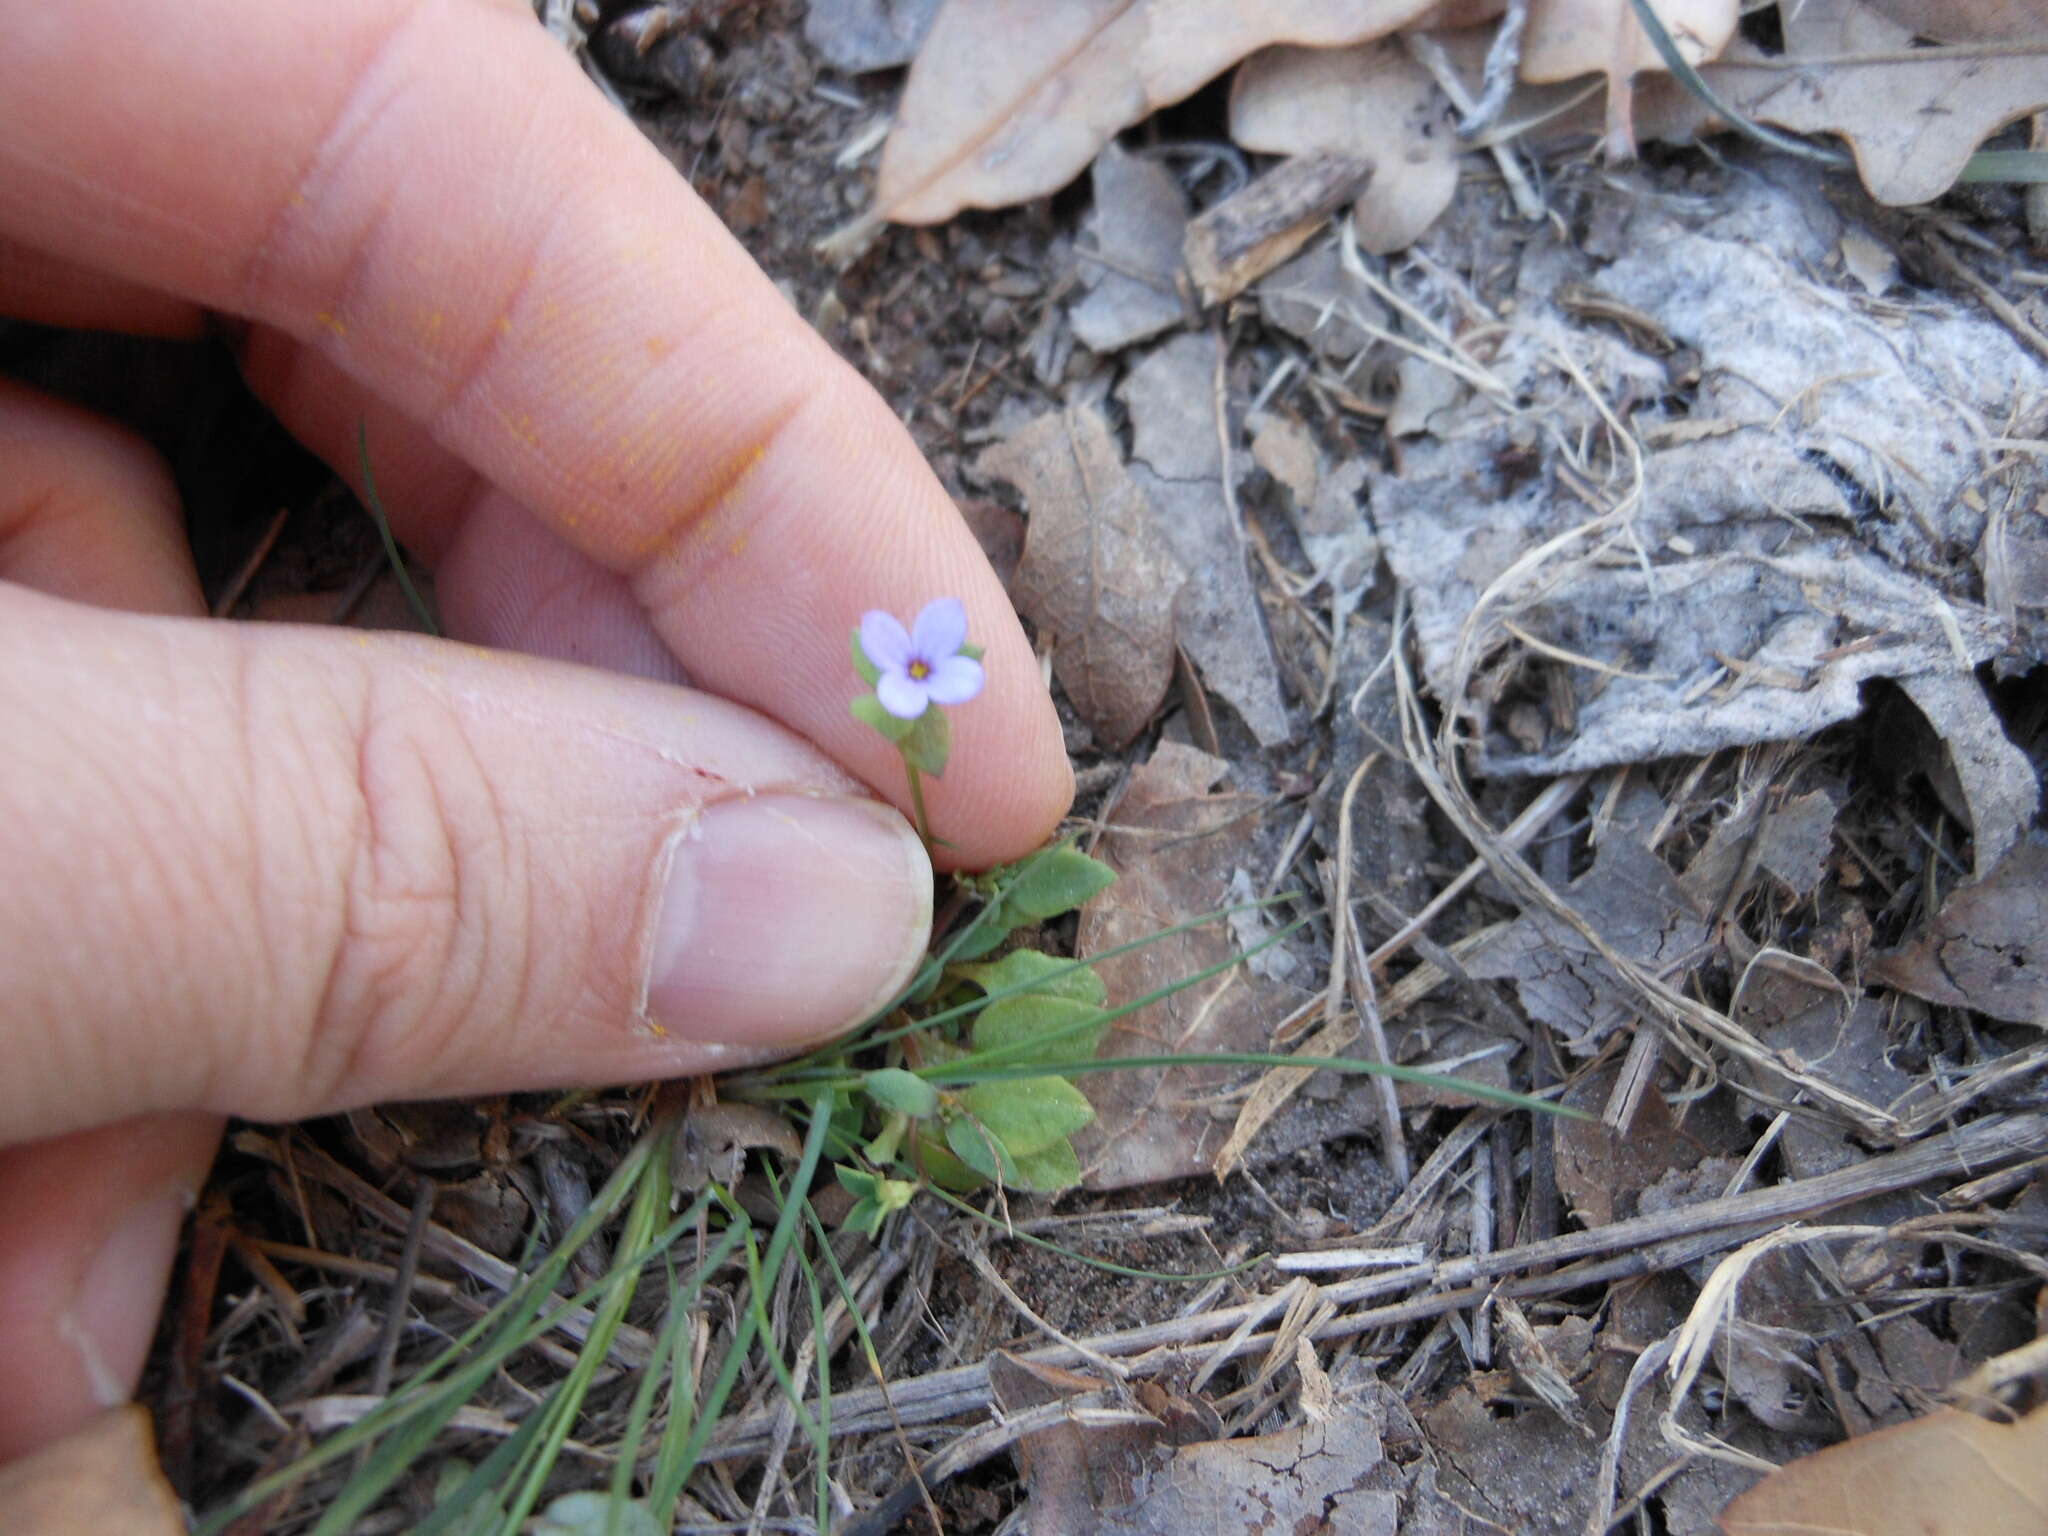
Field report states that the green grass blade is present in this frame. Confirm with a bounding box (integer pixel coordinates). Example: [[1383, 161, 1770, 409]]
[[356, 422, 441, 638]]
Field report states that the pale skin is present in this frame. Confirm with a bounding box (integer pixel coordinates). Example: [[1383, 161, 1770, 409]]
[[0, 0, 1071, 1464]]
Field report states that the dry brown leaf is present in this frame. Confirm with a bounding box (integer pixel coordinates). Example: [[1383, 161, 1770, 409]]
[[1692, 0, 2048, 205], [1718, 1405, 2048, 1534], [980, 403, 1186, 749], [1073, 741, 1313, 1188], [1869, 840, 2048, 1026], [0, 1408, 184, 1536], [1863, 0, 2047, 41], [871, 0, 1443, 226], [1230, 40, 1462, 253]]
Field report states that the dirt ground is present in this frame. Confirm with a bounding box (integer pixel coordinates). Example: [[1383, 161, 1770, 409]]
[[9, 2, 2045, 1531]]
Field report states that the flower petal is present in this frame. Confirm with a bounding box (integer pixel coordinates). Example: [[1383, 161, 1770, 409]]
[[909, 597, 967, 660], [858, 609, 912, 673], [923, 653, 984, 706], [876, 670, 930, 720]]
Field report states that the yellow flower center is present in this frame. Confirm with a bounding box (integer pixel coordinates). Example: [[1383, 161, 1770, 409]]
[[908, 659, 931, 679]]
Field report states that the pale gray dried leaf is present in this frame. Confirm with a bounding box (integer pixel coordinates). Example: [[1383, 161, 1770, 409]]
[[1465, 835, 1711, 1053], [803, 0, 940, 74], [1230, 40, 1460, 253], [1249, 411, 1321, 508], [1074, 742, 1320, 1188], [1385, 353, 1465, 437], [1070, 142, 1190, 354], [981, 404, 1185, 749], [1374, 168, 2043, 780], [1689, 0, 2048, 205], [1098, 1409, 1398, 1535], [872, 0, 1444, 225], [1118, 331, 1292, 745], [1256, 241, 1388, 361], [1899, 670, 2038, 880], [1871, 841, 2048, 1026]]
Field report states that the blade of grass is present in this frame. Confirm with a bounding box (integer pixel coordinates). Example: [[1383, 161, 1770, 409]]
[[651, 1090, 836, 1521], [197, 1134, 679, 1535], [356, 422, 441, 638]]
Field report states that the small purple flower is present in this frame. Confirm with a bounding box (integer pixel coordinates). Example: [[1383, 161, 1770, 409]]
[[860, 598, 985, 720]]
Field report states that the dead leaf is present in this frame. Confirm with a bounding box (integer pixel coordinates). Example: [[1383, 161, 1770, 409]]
[[993, 1353, 1221, 1531], [1256, 240, 1389, 362], [1074, 742, 1316, 1188], [803, 0, 941, 73], [670, 1101, 803, 1195], [981, 403, 1186, 749], [1553, 1068, 1745, 1224], [0, 1408, 184, 1536], [1719, 1404, 2048, 1535], [1862, 0, 2046, 41], [1118, 331, 1292, 746], [1465, 834, 1712, 1054], [1230, 40, 1461, 253], [1096, 1409, 1399, 1535], [1870, 840, 2048, 1026], [1070, 142, 1190, 355], [1690, 0, 2048, 205], [1898, 670, 2038, 880], [871, 0, 1443, 226]]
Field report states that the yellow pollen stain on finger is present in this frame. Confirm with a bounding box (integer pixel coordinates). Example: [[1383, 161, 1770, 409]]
[[315, 311, 347, 339], [621, 438, 772, 566]]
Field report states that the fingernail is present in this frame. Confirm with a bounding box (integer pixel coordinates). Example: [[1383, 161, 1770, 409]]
[[61, 1187, 191, 1409], [645, 793, 932, 1045]]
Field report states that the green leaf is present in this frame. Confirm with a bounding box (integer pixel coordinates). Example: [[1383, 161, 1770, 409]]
[[1008, 1137, 1084, 1194], [971, 994, 1106, 1065], [898, 703, 952, 778], [957, 948, 1107, 1007], [959, 641, 985, 661], [851, 693, 916, 742], [834, 1165, 880, 1201], [840, 1196, 883, 1237], [962, 1078, 1095, 1160], [944, 1115, 1020, 1185], [850, 627, 882, 687], [863, 1068, 940, 1118], [1001, 846, 1115, 922], [914, 1129, 985, 1191]]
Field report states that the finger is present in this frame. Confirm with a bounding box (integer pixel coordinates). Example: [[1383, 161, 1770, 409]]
[[0, 1115, 216, 1463], [0, 379, 201, 614], [3, 0, 1072, 862], [0, 234, 204, 338], [0, 582, 934, 1145], [0, 388, 220, 1464]]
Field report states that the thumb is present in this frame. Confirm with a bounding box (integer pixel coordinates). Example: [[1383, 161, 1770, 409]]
[[0, 583, 933, 1144]]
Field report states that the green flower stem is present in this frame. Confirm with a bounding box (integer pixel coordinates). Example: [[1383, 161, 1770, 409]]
[[901, 749, 932, 848]]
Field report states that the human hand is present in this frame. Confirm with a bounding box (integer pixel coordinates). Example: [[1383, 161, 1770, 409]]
[[0, 0, 1070, 1463]]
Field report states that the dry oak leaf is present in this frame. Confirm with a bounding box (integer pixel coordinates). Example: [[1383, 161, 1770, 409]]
[[1230, 40, 1462, 254], [979, 402, 1185, 749], [1694, 0, 2048, 205], [872, 0, 1443, 226], [1718, 1404, 2048, 1535]]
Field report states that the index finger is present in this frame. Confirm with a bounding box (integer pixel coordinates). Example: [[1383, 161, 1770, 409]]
[[0, 0, 1071, 863]]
